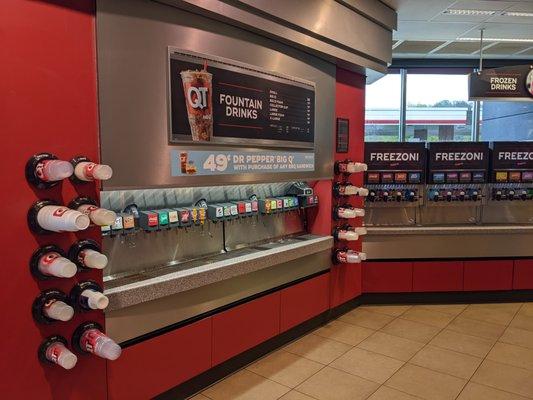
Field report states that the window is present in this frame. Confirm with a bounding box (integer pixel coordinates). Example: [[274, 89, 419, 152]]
[[365, 73, 401, 142], [405, 74, 473, 142], [480, 101, 533, 141], [365, 68, 532, 143]]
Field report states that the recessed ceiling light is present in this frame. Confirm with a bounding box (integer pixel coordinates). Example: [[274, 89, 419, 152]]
[[502, 11, 533, 18], [458, 37, 533, 43], [444, 9, 497, 16]]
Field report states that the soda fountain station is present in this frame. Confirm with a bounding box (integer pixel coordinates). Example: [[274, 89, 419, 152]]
[[3, 1, 532, 400]]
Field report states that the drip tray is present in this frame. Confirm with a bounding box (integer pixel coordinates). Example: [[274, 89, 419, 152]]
[[104, 234, 333, 311]]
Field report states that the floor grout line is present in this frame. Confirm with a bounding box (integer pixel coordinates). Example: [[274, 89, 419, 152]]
[[452, 302, 526, 400], [195, 303, 533, 400]]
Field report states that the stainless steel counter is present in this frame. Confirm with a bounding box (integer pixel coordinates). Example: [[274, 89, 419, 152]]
[[363, 225, 533, 259], [367, 225, 533, 236], [104, 234, 333, 311]]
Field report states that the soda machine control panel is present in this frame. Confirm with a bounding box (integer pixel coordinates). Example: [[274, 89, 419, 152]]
[[490, 142, 533, 202], [364, 142, 426, 206], [426, 142, 489, 204]]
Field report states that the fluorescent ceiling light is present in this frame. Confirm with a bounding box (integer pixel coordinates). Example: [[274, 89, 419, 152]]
[[502, 11, 533, 18], [458, 37, 533, 43], [444, 9, 496, 16]]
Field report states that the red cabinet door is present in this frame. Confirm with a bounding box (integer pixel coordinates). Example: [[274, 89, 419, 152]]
[[212, 293, 280, 365], [413, 261, 463, 292], [107, 317, 212, 400], [362, 261, 413, 293], [514, 259, 533, 289], [280, 274, 330, 332], [330, 264, 362, 308], [464, 260, 514, 291]]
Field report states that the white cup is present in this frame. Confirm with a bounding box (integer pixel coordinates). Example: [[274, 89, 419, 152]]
[[337, 207, 365, 218], [38, 254, 77, 278], [357, 188, 369, 197], [81, 289, 109, 310], [78, 204, 117, 226], [38, 160, 74, 182], [43, 300, 74, 322], [46, 342, 78, 370], [37, 206, 90, 232], [80, 249, 108, 270], [75, 162, 113, 181], [338, 230, 359, 241], [346, 162, 368, 173]]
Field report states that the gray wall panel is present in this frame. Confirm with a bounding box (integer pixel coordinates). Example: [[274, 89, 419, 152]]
[[97, 0, 336, 190]]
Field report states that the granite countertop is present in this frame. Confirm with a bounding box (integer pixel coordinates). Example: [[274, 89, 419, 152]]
[[104, 234, 333, 311], [366, 225, 533, 236]]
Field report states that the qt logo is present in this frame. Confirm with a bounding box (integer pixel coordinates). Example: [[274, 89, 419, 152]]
[[186, 86, 208, 109]]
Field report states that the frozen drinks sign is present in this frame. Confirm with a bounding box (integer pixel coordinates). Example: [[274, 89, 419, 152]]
[[169, 50, 315, 148], [469, 65, 533, 101], [171, 150, 315, 176]]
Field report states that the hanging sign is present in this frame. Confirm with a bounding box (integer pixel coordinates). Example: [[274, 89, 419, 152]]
[[469, 65, 533, 101]]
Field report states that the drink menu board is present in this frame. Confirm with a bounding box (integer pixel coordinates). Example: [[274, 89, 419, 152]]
[[169, 50, 315, 148]]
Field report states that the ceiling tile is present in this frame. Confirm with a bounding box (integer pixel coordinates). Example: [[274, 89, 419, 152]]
[[434, 41, 489, 54], [483, 41, 533, 54], [451, 0, 516, 12], [394, 21, 479, 40], [395, 0, 455, 21], [518, 46, 533, 56], [394, 40, 446, 53]]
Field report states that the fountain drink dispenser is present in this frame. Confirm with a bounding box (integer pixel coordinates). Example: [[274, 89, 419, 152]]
[[364, 142, 426, 226], [421, 142, 489, 226], [483, 141, 533, 224]]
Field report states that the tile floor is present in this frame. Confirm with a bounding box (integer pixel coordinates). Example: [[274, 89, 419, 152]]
[[192, 302, 533, 400]]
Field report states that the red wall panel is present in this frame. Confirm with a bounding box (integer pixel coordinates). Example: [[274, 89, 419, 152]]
[[280, 274, 330, 332], [329, 67, 366, 307], [212, 293, 280, 365], [0, 1, 105, 399], [363, 261, 413, 293], [464, 260, 514, 291], [330, 264, 362, 307], [107, 318, 211, 400], [514, 259, 533, 290], [413, 261, 463, 292]]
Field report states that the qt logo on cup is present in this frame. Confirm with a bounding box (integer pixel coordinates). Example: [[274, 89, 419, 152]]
[[186, 87, 208, 109], [53, 208, 68, 217]]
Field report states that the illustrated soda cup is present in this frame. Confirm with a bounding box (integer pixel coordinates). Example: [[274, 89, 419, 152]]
[[45, 342, 78, 370], [180, 69, 213, 141], [43, 299, 74, 322], [80, 289, 109, 310], [80, 249, 108, 270], [180, 152, 188, 173], [74, 162, 113, 181], [80, 328, 121, 360], [77, 204, 117, 226], [38, 252, 77, 278], [36, 159, 74, 182], [346, 162, 368, 173], [37, 206, 90, 232]]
